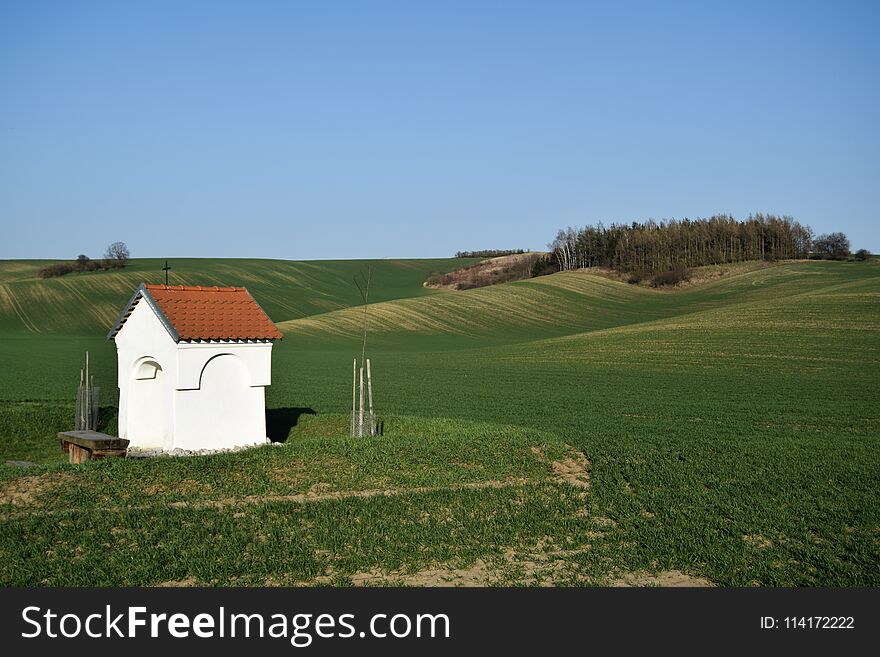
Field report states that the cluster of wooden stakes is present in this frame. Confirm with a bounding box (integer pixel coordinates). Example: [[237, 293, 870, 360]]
[[75, 351, 99, 432], [350, 267, 379, 437], [351, 357, 377, 437]]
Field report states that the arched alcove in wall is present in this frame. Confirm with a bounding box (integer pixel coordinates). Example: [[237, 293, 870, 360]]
[[198, 352, 252, 388]]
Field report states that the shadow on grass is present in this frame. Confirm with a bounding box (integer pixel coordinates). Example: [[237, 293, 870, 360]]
[[97, 405, 118, 435], [266, 407, 316, 443], [82, 405, 314, 443]]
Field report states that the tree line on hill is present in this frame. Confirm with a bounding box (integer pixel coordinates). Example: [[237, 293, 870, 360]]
[[532, 214, 867, 285], [39, 242, 130, 278], [454, 249, 528, 258]]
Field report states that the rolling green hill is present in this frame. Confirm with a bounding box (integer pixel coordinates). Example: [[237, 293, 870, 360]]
[[0, 257, 475, 335], [0, 256, 474, 403], [280, 260, 876, 349], [0, 257, 878, 586]]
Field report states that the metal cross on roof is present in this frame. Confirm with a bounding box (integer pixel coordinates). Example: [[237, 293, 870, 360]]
[[162, 260, 171, 286]]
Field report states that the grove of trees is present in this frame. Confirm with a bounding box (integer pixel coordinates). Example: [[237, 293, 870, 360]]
[[811, 232, 850, 260], [544, 214, 826, 275]]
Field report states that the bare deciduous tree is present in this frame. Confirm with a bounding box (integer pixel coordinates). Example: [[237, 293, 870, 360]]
[[104, 241, 130, 265], [353, 267, 372, 367]]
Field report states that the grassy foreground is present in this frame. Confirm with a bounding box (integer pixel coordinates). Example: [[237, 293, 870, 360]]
[[0, 257, 877, 586], [2, 416, 599, 586]]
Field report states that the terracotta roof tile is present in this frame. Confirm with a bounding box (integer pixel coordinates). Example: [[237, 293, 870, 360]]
[[140, 284, 282, 341]]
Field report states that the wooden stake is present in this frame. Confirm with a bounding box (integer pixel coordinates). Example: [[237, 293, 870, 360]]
[[85, 351, 90, 431], [358, 366, 365, 438], [78, 368, 84, 430], [351, 358, 357, 437], [366, 358, 375, 436]]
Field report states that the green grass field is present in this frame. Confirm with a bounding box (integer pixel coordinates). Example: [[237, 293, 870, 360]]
[[0, 257, 877, 586]]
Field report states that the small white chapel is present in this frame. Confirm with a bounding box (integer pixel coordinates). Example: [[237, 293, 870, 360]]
[[108, 283, 283, 451]]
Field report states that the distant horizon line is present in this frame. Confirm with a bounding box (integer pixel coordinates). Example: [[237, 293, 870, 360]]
[[4, 245, 880, 262], [0, 252, 548, 262]]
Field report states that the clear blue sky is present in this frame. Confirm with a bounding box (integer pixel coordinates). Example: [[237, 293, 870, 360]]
[[1, 0, 878, 259]]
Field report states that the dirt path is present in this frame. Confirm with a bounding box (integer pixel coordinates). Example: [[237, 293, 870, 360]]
[[1, 444, 592, 516], [0, 476, 535, 518]]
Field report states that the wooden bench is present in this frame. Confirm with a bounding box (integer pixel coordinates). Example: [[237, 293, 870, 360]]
[[59, 431, 129, 464]]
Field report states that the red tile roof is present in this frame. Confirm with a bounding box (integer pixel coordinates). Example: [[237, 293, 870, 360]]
[[109, 284, 282, 342]]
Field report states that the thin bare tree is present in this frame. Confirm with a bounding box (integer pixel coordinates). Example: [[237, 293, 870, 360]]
[[353, 267, 372, 367]]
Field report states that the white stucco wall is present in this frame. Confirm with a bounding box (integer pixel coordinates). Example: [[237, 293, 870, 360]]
[[173, 353, 268, 450], [114, 296, 274, 451], [115, 299, 178, 449]]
